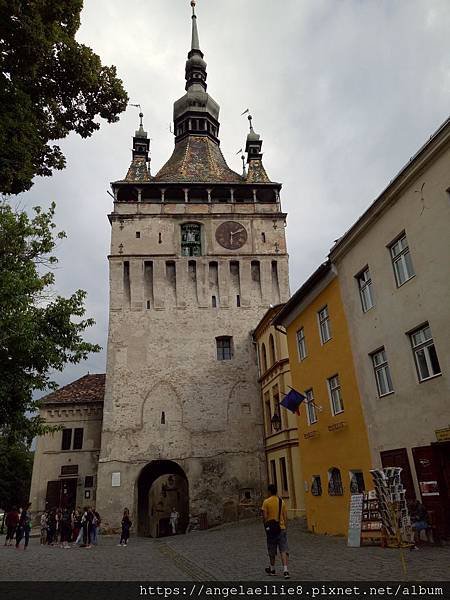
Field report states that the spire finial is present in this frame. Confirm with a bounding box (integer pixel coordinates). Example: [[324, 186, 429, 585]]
[[248, 114, 254, 132], [190, 0, 200, 50], [139, 112, 144, 128]]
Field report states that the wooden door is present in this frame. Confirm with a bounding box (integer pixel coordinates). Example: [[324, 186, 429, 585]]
[[380, 448, 415, 499]]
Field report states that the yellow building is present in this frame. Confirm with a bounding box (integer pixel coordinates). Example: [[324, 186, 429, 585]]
[[254, 305, 305, 520], [273, 261, 373, 535]]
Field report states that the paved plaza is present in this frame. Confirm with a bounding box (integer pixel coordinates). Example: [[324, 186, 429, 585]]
[[0, 520, 448, 581]]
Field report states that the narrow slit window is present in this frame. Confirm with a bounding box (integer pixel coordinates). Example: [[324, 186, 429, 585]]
[[212, 295, 217, 308], [161, 411, 166, 425], [236, 294, 241, 307]]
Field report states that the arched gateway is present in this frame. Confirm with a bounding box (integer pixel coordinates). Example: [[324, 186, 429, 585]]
[[137, 460, 188, 537]]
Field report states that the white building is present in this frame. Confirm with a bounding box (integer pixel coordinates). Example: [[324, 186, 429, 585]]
[[330, 117, 450, 538]]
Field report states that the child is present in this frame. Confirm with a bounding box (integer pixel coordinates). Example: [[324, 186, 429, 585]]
[[40, 511, 48, 545], [118, 508, 132, 546]]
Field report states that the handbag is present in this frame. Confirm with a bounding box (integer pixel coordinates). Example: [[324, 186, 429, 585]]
[[265, 497, 282, 537]]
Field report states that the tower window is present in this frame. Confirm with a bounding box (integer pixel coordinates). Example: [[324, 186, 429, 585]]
[[216, 336, 233, 361], [236, 295, 241, 307], [136, 231, 140, 238], [181, 223, 202, 256], [261, 232, 266, 243], [158, 232, 162, 244], [212, 295, 217, 308], [161, 411, 166, 425]]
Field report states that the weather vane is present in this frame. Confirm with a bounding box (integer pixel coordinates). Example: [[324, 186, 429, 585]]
[[129, 103, 144, 127]]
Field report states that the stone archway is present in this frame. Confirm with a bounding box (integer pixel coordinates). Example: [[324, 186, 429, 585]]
[[137, 460, 189, 537]]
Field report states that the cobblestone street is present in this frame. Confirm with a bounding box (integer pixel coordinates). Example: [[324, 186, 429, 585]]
[[0, 520, 448, 581]]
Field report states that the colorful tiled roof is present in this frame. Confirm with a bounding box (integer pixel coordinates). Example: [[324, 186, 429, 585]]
[[124, 156, 151, 183], [154, 135, 243, 183], [40, 374, 105, 406], [246, 159, 271, 184]]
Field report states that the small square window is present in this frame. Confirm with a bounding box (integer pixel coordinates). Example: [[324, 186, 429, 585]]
[[136, 231, 141, 238], [84, 475, 94, 488], [216, 336, 233, 360]]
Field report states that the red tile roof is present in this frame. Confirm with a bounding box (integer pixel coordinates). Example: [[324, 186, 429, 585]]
[[40, 374, 105, 406]]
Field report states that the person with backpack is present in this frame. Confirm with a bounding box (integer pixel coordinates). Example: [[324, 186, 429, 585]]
[[118, 508, 132, 546], [15, 502, 32, 550], [262, 484, 290, 579]]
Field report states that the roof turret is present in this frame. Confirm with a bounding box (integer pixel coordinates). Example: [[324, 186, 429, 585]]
[[244, 115, 271, 183]]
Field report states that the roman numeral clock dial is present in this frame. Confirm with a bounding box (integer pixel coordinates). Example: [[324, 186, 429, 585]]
[[215, 221, 248, 250]]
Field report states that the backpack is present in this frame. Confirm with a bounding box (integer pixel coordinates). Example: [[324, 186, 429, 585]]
[[265, 497, 282, 537]]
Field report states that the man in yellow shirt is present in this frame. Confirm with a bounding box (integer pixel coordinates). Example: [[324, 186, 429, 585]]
[[262, 484, 289, 578]]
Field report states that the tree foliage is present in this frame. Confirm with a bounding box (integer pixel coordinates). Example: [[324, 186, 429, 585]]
[[0, 201, 101, 442], [0, 437, 33, 511], [0, 0, 128, 194]]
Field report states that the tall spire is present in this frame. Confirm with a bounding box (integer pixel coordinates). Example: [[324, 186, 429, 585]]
[[185, 0, 207, 92], [172, 1, 221, 145], [191, 0, 200, 51]]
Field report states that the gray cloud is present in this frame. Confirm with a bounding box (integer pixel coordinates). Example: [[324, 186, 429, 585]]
[[17, 0, 450, 391]]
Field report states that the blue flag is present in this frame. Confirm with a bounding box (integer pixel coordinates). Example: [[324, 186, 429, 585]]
[[280, 388, 306, 415]]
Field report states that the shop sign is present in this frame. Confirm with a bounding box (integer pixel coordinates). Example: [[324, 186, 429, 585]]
[[435, 426, 450, 442], [419, 480, 440, 496], [328, 421, 346, 432]]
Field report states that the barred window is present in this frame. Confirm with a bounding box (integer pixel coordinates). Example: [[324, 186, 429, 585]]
[[328, 468, 344, 496], [311, 475, 322, 496], [349, 471, 365, 494]]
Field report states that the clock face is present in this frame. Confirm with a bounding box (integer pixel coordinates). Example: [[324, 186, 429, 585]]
[[215, 221, 248, 250]]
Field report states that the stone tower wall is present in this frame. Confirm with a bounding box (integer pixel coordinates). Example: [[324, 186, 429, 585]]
[[96, 201, 289, 530]]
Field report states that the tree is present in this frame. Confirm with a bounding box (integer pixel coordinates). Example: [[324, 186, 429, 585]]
[[0, 0, 128, 194], [0, 201, 101, 442], [0, 438, 33, 511]]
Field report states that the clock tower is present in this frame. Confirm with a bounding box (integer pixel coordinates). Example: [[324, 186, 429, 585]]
[[96, 2, 290, 534]]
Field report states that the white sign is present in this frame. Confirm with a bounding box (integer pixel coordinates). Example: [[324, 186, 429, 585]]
[[112, 472, 121, 487], [347, 493, 364, 547]]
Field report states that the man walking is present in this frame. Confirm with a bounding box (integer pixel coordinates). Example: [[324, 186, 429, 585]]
[[262, 484, 290, 579]]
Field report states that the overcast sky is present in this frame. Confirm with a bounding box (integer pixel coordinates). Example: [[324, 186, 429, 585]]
[[18, 0, 450, 390]]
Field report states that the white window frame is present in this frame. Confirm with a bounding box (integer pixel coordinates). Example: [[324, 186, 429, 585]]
[[318, 306, 332, 344], [371, 348, 394, 396], [328, 374, 344, 415], [305, 389, 317, 425], [296, 327, 307, 361], [410, 324, 442, 382], [389, 233, 415, 287], [356, 267, 374, 312]]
